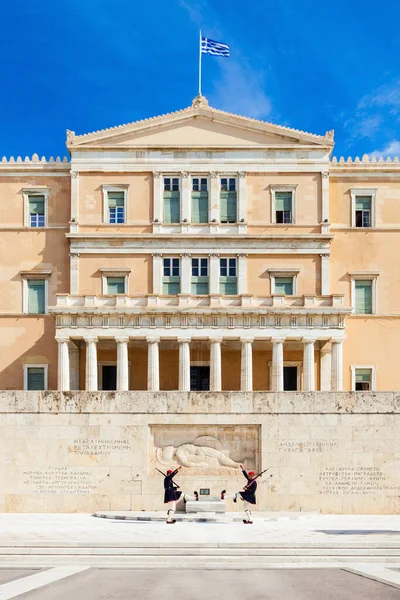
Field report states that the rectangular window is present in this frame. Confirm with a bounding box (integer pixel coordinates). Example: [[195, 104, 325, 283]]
[[107, 191, 125, 224], [191, 258, 209, 294], [27, 280, 45, 314], [274, 276, 294, 295], [192, 178, 208, 223], [355, 280, 373, 314], [355, 368, 372, 391], [355, 196, 372, 228], [26, 366, 46, 390], [163, 258, 180, 294], [163, 177, 180, 223], [275, 191, 293, 224], [220, 257, 237, 295], [29, 195, 45, 227], [220, 178, 237, 223], [106, 276, 126, 294]]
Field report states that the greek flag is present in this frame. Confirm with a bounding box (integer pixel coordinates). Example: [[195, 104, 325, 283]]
[[201, 36, 230, 57]]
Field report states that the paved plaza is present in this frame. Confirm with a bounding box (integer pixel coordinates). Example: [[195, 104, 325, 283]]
[[0, 513, 398, 597]]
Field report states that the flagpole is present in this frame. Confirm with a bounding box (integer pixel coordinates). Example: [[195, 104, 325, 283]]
[[198, 30, 202, 96]]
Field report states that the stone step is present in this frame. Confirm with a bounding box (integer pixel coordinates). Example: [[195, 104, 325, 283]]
[[93, 511, 316, 523], [0, 547, 398, 556], [0, 555, 399, 568]]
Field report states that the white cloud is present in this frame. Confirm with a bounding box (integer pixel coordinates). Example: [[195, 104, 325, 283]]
[[358, 80, 400, 115], [208, 59, 271, 119], [370, 140, 400, 158]]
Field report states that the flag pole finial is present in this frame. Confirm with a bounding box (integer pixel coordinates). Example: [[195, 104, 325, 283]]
[[199, 30, 202, 96], [192, 95, 209, 108]]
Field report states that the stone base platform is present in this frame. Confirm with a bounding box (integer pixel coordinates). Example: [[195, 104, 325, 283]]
[[93, 511, 316, 523], [186, 497, 225, 513]]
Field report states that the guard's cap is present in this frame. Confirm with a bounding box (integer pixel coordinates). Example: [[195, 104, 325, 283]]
[[167, 469, 173, 475], [248, 471, 255, 476]]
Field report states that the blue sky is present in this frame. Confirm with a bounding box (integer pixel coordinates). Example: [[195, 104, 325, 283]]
[[1, 0, 399, 159]]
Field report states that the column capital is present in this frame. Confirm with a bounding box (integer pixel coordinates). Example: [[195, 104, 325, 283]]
[[210, 171, 219, 178], [210, 337, 223, 344], [320, 253, 330, 260], [330, 338, 343, 345], [83, 336, 98, 344], [181, 171, 190, 178], [240, 337, 254, 344], [302, 337, 317, 344], [153, 171, 161, 178], [321, 171, 329, 179], [177, 337, 191, 344], [271, 337, 285, 344], [70, 252, 80, 258], [181, 253, 191, 258], [238, 171, 247, 178], [146, 336, 160, 344], [115, 336, 130, 344], [209, 253, 220, 258], [152, 253, 163, 258], [237, 253, 248, 258], [56, 337, 70, 344]]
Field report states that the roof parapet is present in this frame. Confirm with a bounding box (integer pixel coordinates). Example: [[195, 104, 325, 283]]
[[0, 153, 69, 165], [331, 154, 400, 165]]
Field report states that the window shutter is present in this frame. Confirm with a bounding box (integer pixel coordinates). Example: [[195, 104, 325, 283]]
[[220, 192, 237, 222], [27, 367, 45, 390], [355, 280, 372, 314], [29, 196, 45, 214], [191, 277, 209, 295], [191, 192, 208, 223], [163, 192, 180, 223], [275, 191, 292, 212], [163, 277, 180, 295], [27, 280, 45, 314], [107, 277, 125, 294], [274, 277, 293, 295], [355, 196, 371, 210], [220, 276, 237, 295], [355, 368, 372, 383], [107, 191, 124, 208]]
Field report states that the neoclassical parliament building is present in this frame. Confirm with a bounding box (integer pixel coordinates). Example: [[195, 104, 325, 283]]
[[0, 95, 398, 393]]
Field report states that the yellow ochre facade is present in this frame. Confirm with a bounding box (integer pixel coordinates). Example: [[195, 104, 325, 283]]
[[0, 95, 398, 393]]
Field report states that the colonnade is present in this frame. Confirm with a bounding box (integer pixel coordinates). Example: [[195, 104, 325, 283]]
[[57, 336, 344, 393]]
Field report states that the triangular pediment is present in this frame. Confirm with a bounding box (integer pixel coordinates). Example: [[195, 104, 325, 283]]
[[67, 96, 334, 150]]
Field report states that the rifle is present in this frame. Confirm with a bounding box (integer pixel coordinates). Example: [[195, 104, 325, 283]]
[[156, 467, 181, 489], [243, 467, 272, 490]]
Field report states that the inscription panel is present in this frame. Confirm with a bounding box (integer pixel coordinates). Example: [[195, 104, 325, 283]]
[[319, 467, 400, 495]]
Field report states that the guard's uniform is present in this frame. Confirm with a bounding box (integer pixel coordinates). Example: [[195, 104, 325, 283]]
[[222, 468, 257, 523], [164, 469, 182, 504], [238, 470, 257, 505], [163, 468, 198, 523]]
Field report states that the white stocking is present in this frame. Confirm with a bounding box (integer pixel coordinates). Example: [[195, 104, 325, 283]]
[[166, 501, 176, 521]]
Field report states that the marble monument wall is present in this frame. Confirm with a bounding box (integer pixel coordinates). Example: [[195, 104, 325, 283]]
[[0, 391, 399, 514]]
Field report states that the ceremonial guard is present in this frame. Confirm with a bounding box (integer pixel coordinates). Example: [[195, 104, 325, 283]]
[[163, 465, 199, 524], [221, 464, 257, 524]]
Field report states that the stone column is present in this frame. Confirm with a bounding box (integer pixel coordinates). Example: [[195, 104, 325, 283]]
[[116, 336, 129, 391], [271, 338, 284, 391], [321, 254, 331, 295], [152, 253, 163, 295], [70, 170, 79, 222], [210, 337, 222, 391], [240, 338, 253, 391], [178, 338, 191, 391], [237, 171, 247, 224], [180, 172, 191, 223], [70, 253, 79, 295], [147, 337, 160, 391], [321, 171, 330, 225], [331, 340, 343, 391], [153, 172, 162, 223], [303, 339, 315, 392], [209, 172, 219, 223], [320, 342, 332, 391], [57, 338, 70, 391], [237, 254, 247, 295], [180, 253, 191, 295], [209, 253, 220, 294], [84, 337, 98, 391]]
